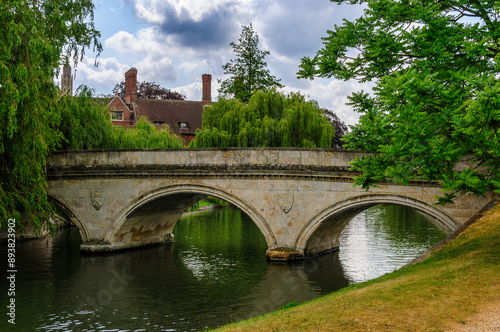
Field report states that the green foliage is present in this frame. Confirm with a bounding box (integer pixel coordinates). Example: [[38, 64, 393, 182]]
[[323, 108, 349, 148], [109, 117, 184, 149], [190, 90, 334, 148], [0, 0, 102, 230], [0, 1, 184, 231], [282, 302, 299, 310], [185, 197, 231, 212], [299, 0, 500, 202], [219, 24, 283, 102], [58, 87, 185, 150], [111, 80, 186, 100], [58, 86, 116, 150]]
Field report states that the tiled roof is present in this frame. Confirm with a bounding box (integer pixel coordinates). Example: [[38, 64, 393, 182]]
[[137, 99, 204, 136]]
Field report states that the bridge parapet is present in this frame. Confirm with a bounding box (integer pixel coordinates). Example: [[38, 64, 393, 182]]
[[48, 148, 364, 169]]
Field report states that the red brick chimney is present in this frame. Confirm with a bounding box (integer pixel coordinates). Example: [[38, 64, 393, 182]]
[[202, 74, 212, 105], [125, 68, 138, 105]]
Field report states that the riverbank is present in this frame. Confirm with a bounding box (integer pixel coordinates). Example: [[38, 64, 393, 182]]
[[183, 204, 229, 214], [184, 197, 231, 214], [0, 215, 68, 242], [214, 202, 499, 331]]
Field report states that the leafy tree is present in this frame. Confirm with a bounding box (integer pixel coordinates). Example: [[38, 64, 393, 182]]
[[0, 1, 186, 231], [322, 108, 348, 149], [298, 0, 500, 203], [112, 80, 186, 100], [190, 90, 333, 148], [219, 24, 283, 103], [109, 117, 184, 149], [0, 0, 102, 230], [57, 86, 116, 150]]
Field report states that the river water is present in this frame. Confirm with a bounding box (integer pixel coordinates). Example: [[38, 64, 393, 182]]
[[1, 205, 447, 331]]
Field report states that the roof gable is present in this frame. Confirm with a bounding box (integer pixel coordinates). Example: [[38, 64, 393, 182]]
[[108, 95, 132, 112]]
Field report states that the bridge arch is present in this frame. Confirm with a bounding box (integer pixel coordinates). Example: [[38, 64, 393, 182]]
[[105, 184, 277, 251], [47, 195, 90, 242], [295, 194, 458, 257]]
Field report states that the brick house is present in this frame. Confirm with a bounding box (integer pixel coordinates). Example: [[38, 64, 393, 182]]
[[107, 68, 212, 140]]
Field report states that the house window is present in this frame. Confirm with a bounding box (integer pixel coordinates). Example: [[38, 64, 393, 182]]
[[112, 111, 123, 121], [179, 122, 188, 128]]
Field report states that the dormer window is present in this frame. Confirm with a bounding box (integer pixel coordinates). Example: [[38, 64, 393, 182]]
[[179, 122, 188, 128], [111, 111, 123, 121]]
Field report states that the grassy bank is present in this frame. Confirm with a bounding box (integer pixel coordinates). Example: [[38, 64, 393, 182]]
[[214, 203, 500, 331]]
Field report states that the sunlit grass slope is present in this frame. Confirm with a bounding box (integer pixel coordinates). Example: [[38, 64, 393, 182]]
[[214, 202, 500, 332]]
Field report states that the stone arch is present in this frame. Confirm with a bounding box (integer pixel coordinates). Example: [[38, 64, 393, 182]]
[[104, 184, 277, 250], [47, 195, 90, 242], [295, 194, 458, 257]]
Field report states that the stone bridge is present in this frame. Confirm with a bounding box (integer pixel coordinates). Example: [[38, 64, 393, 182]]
[[46, 148, 493, 260]]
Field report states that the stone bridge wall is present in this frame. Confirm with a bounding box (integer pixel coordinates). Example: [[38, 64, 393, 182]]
[[46, 148, 493, 260]]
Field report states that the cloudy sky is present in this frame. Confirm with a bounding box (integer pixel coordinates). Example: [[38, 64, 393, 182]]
[[65, 0, 370, 125]]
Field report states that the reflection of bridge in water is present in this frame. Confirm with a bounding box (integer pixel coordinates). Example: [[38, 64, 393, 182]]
[[46, 148, 493, 260]]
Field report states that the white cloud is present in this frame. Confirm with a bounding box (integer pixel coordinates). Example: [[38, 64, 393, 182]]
[[133, 0, 167, 24], [71, 57, 130, 95], [171, 0, 253, 21], [131, 0, 253, 24], [105, 28, 168, 55], [178, 61, 201, 73], [172, 78, 221, 102], [103, 24, 232, 86], [104, 28, 178, 83], [136, 55, 177, 83], [104, 31, 136, 52]]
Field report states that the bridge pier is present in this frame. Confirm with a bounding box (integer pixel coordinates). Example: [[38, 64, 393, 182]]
[[266, 248, 305, 261], [80, 234, 175, 253]]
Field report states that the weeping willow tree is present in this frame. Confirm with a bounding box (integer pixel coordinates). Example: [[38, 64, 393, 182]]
[[2, 75, 183, 232], [190, 90, 333, 148], [0, 0, 102, 231], [110, 117, 185, 149], [57, 86, 117, 150], [0, 0, 184, 232]]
